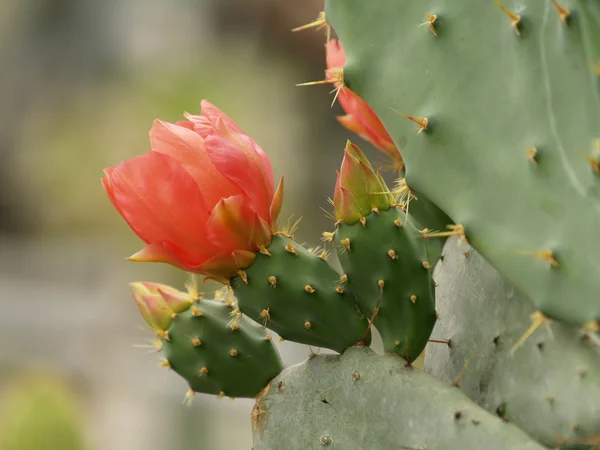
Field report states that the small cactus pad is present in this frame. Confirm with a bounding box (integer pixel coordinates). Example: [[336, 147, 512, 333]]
[[325, 0, 600, 325], [426, 238, 600, 448], [252, 347, 545, 450], [333, 208, 437, 361], [231, 234, 371, 353], [161, 298, 283, 398]]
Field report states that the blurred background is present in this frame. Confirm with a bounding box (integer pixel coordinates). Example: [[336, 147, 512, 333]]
[[0, 1, 388, 448]]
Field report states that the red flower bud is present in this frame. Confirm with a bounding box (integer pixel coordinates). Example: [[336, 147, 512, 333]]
[[103, 101, 284, 281], [325, 39, 404, 172]]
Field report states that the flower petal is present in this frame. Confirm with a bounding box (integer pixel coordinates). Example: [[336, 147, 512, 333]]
[[325, 39, 346, 69], [104, 152, 217, 263], [194, 249, 257, 281], [149, 119, 242, 208], [205, 196, 272, 252], [204, 119, 274, 221]]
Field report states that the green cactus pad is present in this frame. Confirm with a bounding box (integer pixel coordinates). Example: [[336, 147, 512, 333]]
[[162, 298, 283, 398], [231, 234, 371, 354], [325, 0, 600, 325], [252, 347, 545, 450], [333, 208, 437, 361], [426, 237, 600, 448]]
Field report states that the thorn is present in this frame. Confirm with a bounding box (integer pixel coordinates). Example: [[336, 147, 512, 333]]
[[422, 261, 432, 269], [322, 231, 335, 242], [410, 295, 417, 304], [199, 367, 209, 375], [511, 311, 553, 353], [265, 332, 272, 341], [340, 238, 351, 251], [259, 308, 271, 326], [285, 241, 298, 255], [452, 358, 471, 387], [336, 286, 345, 294], [305, 285, 316, 294], [319, 250, 329, 261], [421, 224, 466, 242], [183, 389, 195, 406], [237, 270, 248, 284], [192, 338, 202, 347], [157, 329, 170, 340], [371, 206, 380, 215], [394, 218, 403, 227], [268, 276, 277, 288], [291, 11, 328, 33], [230, 323, 240, 331], [258, 245, 271, 256], [229, 348, 239, 357], [159, 360, 171, 369], [191, 305, 202, 317], [436, 311, 441, 320], [585, 320, 600, 333], [587, 155, 600, 174], [304, 321, 312, 329], [514, 249, 559, 267], [360, 216, 367, 227], [388, 249, 398, 260], [361, 281, 385, 343], [218, 391, 226, 398], [394, 340, 401, 346], [391, 109, 429, 133], [527, 147, 538, 166], [296, 68, 344, 107], [428, 339, 450, 345], [278, 336, 285, 343], [493, 0, 521, 35], [378, 280, 385, 289], [419, 13, 438, 36], [551, 0, 570, 23], [339, 274, 349, 283]]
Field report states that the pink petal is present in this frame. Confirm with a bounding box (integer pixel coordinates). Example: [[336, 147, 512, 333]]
[[325, 39, 346, 69]]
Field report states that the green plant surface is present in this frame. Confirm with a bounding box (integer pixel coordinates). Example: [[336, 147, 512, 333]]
[[333, 207, 437, 360], [252, 347, 546, 450], [426, 237, 600, 449], [162, 298, 283, 398], [232, 234, 371, 353], [325, 0, 600, 326]]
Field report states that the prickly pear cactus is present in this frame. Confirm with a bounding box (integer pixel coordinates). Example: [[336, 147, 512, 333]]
[[426, 237, 600, 448], [252, 347, 545, 450], [325, 0, 600, 327]]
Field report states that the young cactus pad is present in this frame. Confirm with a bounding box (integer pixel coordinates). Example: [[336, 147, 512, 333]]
[[333, 207, 438, 361], [325, 0, 600, 326], [231, 234, 371, 353], [161, 298, 283, 398], [252, 347, 545, 450], [426, 237, 600, 448]]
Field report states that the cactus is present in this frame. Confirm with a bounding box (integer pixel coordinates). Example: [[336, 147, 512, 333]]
[[252, 347, 545, 450], [324, 0, 600, 327], [132, 283, 284, 398], [231, 234, 371, 353], [426, 237, 600, 448]]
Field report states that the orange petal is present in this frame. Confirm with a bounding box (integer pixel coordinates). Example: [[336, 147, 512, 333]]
[[195, 249, 257, 282]]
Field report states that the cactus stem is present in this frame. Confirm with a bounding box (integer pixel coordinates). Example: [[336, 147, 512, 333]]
[[492, 0, 521, 35], [268, 275, 277, 288], [258, 245, 271, 256], [339, 273, 349, 283], [388, 249, 398, 260], [191, 338, 202, 347], [391, 109, 429, 133], [595, 62, 600, 77], [285, 241, 298, 255], [229, 348, 239, 357], [340, 238, 351, 251], [422, 261, 432, 269], [550, 0, 570, 24], [514, 249, 559, 267], [410, 295, 417, 303], [452, 358, 471, 387], [259, 308, 271, 325], [305, 285, 316, 294], [511, 311, 553, 354], [304, 321, 312, 329], [336, 286, 345, 294], [527, 147, 538, 166], [199, 367, 209, 375], [237, 270, 248, 284], [419, 13, 438, 36]]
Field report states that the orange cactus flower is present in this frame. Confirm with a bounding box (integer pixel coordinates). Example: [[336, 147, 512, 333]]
[[102, 100, 284, 281], [326, 39, 404, 172]]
